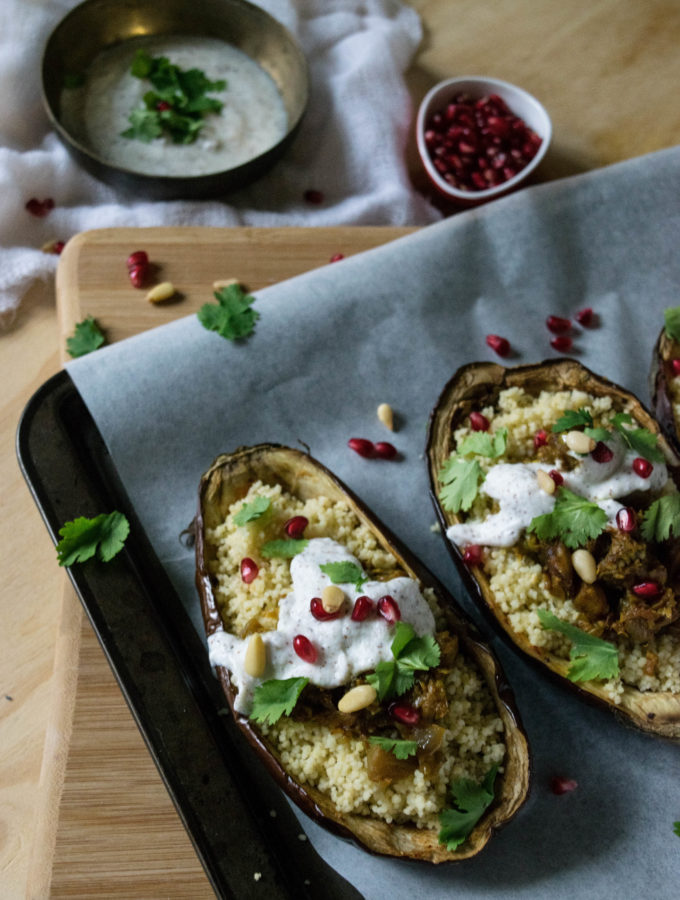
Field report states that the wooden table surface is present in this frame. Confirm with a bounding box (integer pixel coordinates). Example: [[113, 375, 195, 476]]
[[3, 1, 680, 896]]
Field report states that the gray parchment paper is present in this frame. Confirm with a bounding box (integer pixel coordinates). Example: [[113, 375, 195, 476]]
[[67, 146, 680, 898]]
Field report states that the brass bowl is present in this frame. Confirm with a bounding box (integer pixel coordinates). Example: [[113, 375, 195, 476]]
[[41, 0, 308, 200]]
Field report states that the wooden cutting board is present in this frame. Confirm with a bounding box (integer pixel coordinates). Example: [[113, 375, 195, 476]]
[[38, 226, 414, 899]]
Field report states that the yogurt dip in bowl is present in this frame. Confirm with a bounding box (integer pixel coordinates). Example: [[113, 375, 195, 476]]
[[42, 0, 308, 200]]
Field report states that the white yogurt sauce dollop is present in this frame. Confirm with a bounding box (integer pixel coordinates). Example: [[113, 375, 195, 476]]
[[208, 538, 436, 716], [447, 432, 669, 549], [60, 36, 288, 176]]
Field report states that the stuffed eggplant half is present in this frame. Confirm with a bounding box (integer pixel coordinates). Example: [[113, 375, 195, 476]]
[[427, 359, 680, 740], [650, 306, 680, 454], [195, 444, 529, 863]]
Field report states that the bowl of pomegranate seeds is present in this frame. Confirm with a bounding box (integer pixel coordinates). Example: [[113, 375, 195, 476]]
[[416, 76, 551, 206]]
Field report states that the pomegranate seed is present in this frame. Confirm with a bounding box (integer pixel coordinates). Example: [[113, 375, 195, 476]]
[[389, 702, 421, 726], [128, 264, 147, 288], [632, 581, 662, 598], [303, 189, 324, 204], [53, 241, 65, 254], [575, 307, 594, 327], [310, 597, 342, 621], [25, 197, 54, 217], [240, 558, 259, 584], [351, 595, 373, 621], [348, 437, 376, 458], [463, 545, 483, 566], [329, 253, 344, 262], [546, 315, 571, 334], [549, 470, 563, 486], [126, 250, 149, 270], [156, 100, 171, 111], [534, 429, 548, 449], [377, 595, 401, 624], [293, 634, 318, 663], [550, 335, 573, 352], [671, 359, 680, 376], [284, 516, 308, 539], [591, 441, 613, 463], [469, 412, 490, 431], [374, 441, 397, 460], [551, 776, 578, 795], [633, 457, 653, 478], [616, 507, 637, 532], [486, 334, 511, 357]]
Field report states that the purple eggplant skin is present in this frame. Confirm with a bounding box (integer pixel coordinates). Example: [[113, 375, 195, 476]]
[[650, 326, 680, 457], [195, 443, 530, 863], [427, 358, 680, 741]]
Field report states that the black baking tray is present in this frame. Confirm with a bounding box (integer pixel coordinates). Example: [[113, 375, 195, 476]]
[[17, 370, 362, 900]]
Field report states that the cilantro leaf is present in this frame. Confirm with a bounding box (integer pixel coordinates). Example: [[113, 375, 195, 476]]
[[552, 408, 594, 433], [56, 512, 130, 566], [528, 487, 608, 549], [320, 561, 366, 590], [66, 316, 106, 358], [584, 426, 612, 442], [233, 496, 270, 526], [368, 736, 418, 760], [250, 677, 308, 725], [260, 539, 308, 558], [438, 457, 484, 513], [674, 821, 680, 838], [367, 623, 440, 701], [611, 413, 664, 463], [438, 766, 497, 851], [641, 494, 680, 542], [664, 306, 680, 342], [537, 609, 620, 681], [197, 283, 259, 342], [457, 427, 508, 459], [130, 49, 154, 78]]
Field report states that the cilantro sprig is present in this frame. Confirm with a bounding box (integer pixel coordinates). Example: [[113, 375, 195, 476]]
[[611, 413, 664, 463], [66, 316, 106, 358], [122, 49, 226, 145], [260, 539, 308, 558], [528, 487, 608, 549], [197, 283, 259, 342], [664, 306, 680, 342], [641, 494, 680, 542], [366, 622, 440, 702], [250, 676, 308, 725], [233, 496, 270, 526], [537, 609, 620, 682], [368, 736, 418, 759], [438, 766, 498, 851], [56, 512, 130, 566], [438, 427, 507, 514], [552, 409, 593, 433], [320, 561, 366, 591], [674, 821, 680, 838]]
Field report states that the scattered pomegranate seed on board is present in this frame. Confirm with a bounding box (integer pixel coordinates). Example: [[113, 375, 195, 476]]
[[329, 253, 344, 262], [550, 335, 573, 352], [374, 441, 397, 460], [348, 437, 376, 458], [546, 315, 571, 334], [575, 307, 594, 326], [25, 197, 54, 217]]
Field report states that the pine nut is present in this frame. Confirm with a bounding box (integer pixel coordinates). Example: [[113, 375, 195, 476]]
[[213, 278, 239, 291], [321, 584, 345, 613], [537, 469, 556, 494], [571, 549, 597, 584], [337, 684, 377, 713], [244, 633, 266, 677], [377, 402, 394, 431], [145, 281, 175, 303], [564, 430, 596, 454]]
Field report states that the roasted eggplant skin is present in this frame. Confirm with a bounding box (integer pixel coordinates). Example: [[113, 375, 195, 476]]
[[650, 326, 680, 455], [195, 443, 530, 863], [427, 358, 680, 741]]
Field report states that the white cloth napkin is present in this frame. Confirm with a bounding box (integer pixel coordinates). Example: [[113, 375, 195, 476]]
[[0, 0, 441, 323]]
